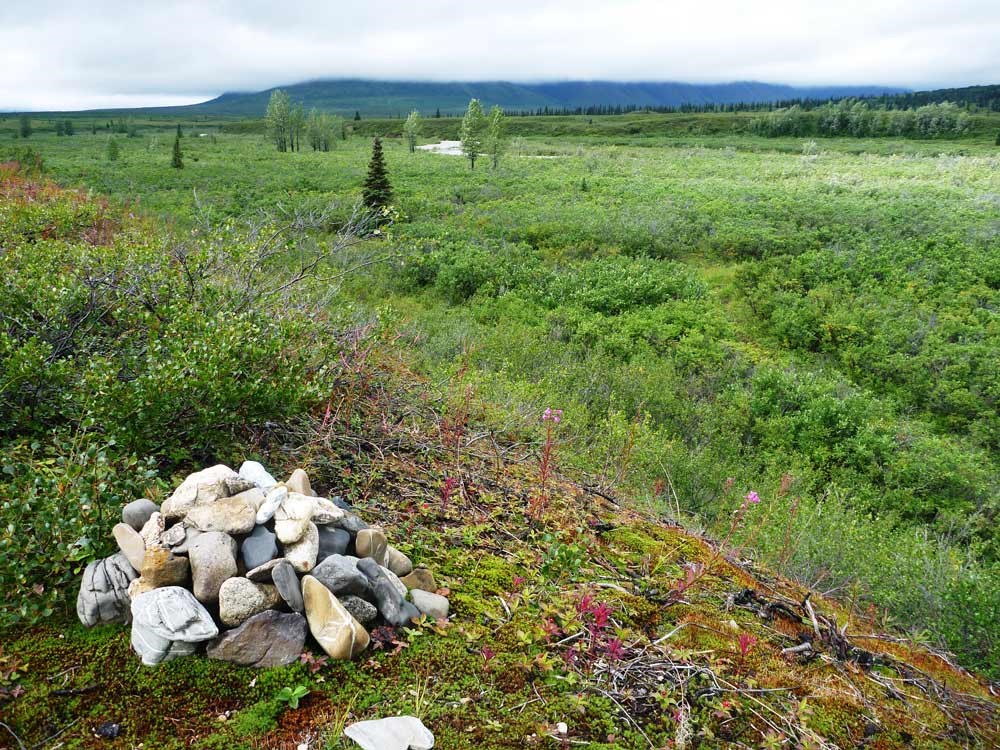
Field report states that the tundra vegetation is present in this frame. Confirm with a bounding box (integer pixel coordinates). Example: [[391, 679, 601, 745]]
[[0, 106, 998, 748]]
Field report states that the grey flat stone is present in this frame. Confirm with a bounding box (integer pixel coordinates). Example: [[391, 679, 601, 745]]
[[312, 554, 370, 597], [357, 558, 420, 627], [206, 610, 306, 667], [410, 590, 450, 620]]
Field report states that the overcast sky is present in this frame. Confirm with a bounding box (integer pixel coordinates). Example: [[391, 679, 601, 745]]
[[2, 0, 998, 111]]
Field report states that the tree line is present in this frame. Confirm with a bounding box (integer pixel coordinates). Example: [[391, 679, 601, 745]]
[[748, 101, 974, 138]]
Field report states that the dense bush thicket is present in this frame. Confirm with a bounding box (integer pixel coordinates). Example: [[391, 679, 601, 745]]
[[749, 101, 972, 138], [0, 172, 364, 625]]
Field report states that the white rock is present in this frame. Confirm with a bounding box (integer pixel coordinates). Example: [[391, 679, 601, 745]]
[[239, 460, 278, 492], [344, 716, 434, 750], [161, 464, 238, 521], [255, 485, 287, 525], [274, 492, 315, 544], [284, 522, 319, 573], [410, 589, 450, 620], [312, 496, 346, 525]]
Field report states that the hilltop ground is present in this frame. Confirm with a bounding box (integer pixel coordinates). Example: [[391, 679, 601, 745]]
[[1, 113, 999, 747]]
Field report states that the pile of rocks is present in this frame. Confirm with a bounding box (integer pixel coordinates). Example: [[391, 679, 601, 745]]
[[76, 462, 449, 667]]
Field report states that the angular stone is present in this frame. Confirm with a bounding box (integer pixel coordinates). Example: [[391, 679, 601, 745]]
[[230, 486, 266, 513], [224, 477, 257, 497], [161, 523, 186, 549], [160, 464, 238, 521], [312, 554, 370, 597], [317, 526, 351, 562], [410, 590, 450, 620], [113, 522, 146, 572], [140, 545, 189, 588], [76, 553, 137, 626], [122, 499, 160, 531], [302, 575, 369, 659], [339, 594, 377, 626], [272, 559, 304, 612], [357, 558, 420, 627], [128, 576, 157, 599], [130, 586, 218, 666], [170, 526, 201, 554], [274, 492, 314, 544], [385, 546, 413, 577], [285, 468, 314, 496], [285, 521, 319, 573], [400, 567, 437, 593], [344, 716, 435, 750], [255, 484, 287, 525], [241, 525, 278, 570], [188, 531, 238, 604], [218, 576, 281, 627], [355, 528, 387, 566], [238, 460, 278, 492], [330, 495, 352, 511], [184, 494, 256, 535], [312, 496, 346, 525], [245, 558, 282, 582], [139, 512, 165, 549], [206, 610, 307, 667], [334, 513, 369, 535]]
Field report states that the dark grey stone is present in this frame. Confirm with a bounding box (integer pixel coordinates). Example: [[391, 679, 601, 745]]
[[330, 495, 352, 511], [339, 594, 378, 626], [271, 560, 303, 613], [311, 554, 370, 597], [122, 499, 160, 531], [357, 557, 420, 627], [334, 513, 368, 535], [206, 610, 307, 667], [317, 526, 350, 562], [241, 525, 278, 570]]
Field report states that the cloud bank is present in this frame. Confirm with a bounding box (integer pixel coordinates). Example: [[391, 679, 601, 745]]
[[2, 0, 998, 110]]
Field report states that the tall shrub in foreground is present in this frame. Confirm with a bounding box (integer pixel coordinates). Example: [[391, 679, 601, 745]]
[[486, 105, 507, 169]]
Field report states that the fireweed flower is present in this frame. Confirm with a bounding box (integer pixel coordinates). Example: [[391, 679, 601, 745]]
[[744, 491, 760, 505], [542, 407, 563, 423]]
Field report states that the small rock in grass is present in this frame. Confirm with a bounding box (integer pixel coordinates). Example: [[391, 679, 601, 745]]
[[385, 546, 413, 577], [122, 499, 160, 531], [302, 575, 369, 660], [410, 589, 449, 620], [343, 716, 434, 750]]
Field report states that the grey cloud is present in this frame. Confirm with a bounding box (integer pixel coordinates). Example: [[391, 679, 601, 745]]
[[1, 0, 998, 110]]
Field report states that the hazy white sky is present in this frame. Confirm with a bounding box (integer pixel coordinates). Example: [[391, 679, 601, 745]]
[[2, 0, 998, 110]]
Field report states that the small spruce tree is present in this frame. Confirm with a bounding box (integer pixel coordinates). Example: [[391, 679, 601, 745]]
[[18, 115, 31, 139], [64, 120, 74, 136], [171, 135, 183, 168], [996, 130, 1000, 146], [106, 138, 120, 162], [354, 110, 362, 121], [176, 123, 183, 138], [362, 137, 392, 212]]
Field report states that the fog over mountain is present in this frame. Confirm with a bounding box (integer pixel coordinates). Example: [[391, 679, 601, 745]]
[[2, 0, 999, 111]]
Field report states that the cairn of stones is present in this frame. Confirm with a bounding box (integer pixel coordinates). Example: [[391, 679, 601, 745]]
[[76, 462, 448, 667]]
